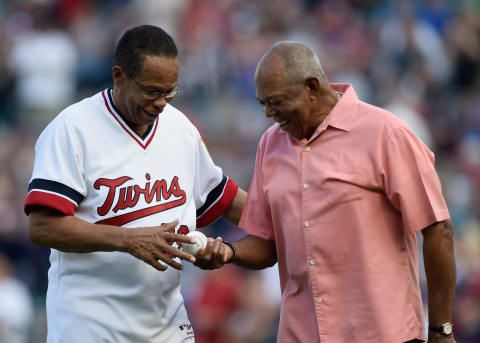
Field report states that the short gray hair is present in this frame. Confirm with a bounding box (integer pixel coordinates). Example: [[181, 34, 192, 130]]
[[257, 41, 328, 86]]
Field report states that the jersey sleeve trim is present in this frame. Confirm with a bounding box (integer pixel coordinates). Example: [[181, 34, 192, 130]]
[[24, 178, 84, 215], [196, 176, 238, 227]]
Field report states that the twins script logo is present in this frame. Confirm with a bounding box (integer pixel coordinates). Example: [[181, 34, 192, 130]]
[[93, 173, 186, 226]]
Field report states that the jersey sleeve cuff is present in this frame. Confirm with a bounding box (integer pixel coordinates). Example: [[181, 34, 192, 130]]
[[24, 178, 84, 215], [24, 191, 78, 215], [196, 176, 239, 227]]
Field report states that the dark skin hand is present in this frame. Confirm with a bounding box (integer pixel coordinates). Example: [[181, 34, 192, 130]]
[[193, 236, 230, 270], [422, 219, 457, 343], [193, 188, 248, 269], [28, 206, 197, 271], [194, 234, 277, 270]]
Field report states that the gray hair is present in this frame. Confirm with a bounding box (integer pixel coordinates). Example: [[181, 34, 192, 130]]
[[256, 41, 328, 86]]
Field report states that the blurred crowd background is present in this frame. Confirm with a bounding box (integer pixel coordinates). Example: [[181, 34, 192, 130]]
[[0, 0, 479, 342]]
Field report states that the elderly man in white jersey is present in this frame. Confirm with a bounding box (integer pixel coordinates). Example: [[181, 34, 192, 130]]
[[24, 25, 246, 343]]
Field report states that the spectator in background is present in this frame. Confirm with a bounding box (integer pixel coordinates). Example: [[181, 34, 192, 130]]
[[0, 251, 33, 343], [8, 4, 77, 132]]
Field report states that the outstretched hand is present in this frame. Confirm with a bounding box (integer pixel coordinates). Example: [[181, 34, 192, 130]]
[[194, 237, 233, 270], [123, 219, 197, 271]]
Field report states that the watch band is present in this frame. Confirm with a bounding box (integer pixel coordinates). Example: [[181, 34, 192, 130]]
[[428, 325, 443, 332], [428, 323, 453, 335], [223, 241, 237, 264]]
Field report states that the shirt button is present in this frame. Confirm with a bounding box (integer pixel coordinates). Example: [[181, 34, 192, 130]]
[[305, 146, 311, 152], [315, 297, 323, 303], [309, 259, 316, 265], [303, 183, 309, 189], [304, 221, 310, 227]]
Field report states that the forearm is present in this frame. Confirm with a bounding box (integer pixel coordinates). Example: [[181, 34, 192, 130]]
[[422, 219, 456, 324], [223, 187, 247, 225], [28, 206, 127, 253], [231, 234, 277, 269]]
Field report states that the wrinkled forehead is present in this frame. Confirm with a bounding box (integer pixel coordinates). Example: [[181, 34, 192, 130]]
[[254, 62, 292, 99], [137, 55, 179, 86]]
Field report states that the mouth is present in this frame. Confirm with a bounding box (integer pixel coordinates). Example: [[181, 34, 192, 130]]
[[143, 108, 160, 119]]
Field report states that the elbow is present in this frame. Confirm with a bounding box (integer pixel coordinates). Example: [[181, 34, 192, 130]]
[[27, 217, 45, 246], [256, 249, 278, 270], [27, 211, 54, 247]]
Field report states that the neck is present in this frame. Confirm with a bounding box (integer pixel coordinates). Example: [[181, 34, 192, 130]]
[[110, 88, 148, 137], [307, 90, 340, 138]]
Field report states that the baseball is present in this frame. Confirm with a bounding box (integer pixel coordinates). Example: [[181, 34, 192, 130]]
[[182, 231, 207, 256]]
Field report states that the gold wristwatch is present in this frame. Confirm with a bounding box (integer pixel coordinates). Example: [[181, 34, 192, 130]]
[[428, 323, 453, 335]]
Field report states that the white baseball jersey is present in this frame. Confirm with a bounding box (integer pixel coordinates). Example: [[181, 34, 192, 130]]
[[24, 89, 238, 343]]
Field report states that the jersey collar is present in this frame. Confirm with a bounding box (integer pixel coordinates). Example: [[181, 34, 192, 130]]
[[101, 88, 158, 150]]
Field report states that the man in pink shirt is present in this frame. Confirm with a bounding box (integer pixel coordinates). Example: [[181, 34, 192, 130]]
[[217, 42, 457, 343]]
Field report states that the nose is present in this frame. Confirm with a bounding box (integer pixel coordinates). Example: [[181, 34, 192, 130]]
[[152, 95, 167, 111], [264, 104, 276, 118]]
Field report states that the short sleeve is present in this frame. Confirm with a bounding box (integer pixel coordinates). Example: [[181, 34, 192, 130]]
[[24, 115, 86, 215], [239, 135, 274, 240], [194, 133, 238, 227], [381, 127, 450, 234]]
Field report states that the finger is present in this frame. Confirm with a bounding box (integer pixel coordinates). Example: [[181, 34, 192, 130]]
[[222, 242, 232, 264], [215, 240, 227, 266], [148, 258, 168, 272], [196, 247, 207, 256], [161, 244, 196, 263], [212, 237, 223, 265], [155, 251, 184, 270], [159, 219, 179, 232], [203, 238, 217, 260], [163, 232, 196, 245], [222, 244, 229, 264]]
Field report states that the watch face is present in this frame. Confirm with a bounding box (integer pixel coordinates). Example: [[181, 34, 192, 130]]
[[443, 323, 453, 335]]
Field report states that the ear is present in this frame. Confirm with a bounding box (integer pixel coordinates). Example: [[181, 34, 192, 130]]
[[304, 77, 320, 99], [112, 66, 126, 83]]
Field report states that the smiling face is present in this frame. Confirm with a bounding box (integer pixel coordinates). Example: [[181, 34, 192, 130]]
[[255, 62, 314, 141], [112, 54, 179, 136]]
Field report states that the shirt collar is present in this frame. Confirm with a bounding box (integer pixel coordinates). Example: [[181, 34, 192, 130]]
[[300, 83, 358, 144], [322, 83, 358, 133]]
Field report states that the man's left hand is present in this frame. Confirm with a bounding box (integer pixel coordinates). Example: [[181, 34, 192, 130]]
[[193, 237, 231, 270]]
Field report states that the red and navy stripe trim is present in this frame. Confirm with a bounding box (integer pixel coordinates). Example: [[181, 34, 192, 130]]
[[196, 175, 238, 227], [24, 178, 84, 215], [102, 89, 158, 150]]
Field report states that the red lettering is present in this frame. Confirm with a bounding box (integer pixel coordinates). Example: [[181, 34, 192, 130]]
[[148, 179, 169, 202], [94, 174, 186, 217], [95, 176, 132, 216], [170, 176, 186, 198], [112, 186, 140, 213]]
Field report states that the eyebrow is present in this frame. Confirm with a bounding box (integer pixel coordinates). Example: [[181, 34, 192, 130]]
[[257, 95, 285, 102], [143, 84, 177, 93]]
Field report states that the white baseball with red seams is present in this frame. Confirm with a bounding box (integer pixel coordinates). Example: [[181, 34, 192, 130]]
[[183, 231, 207, 256]]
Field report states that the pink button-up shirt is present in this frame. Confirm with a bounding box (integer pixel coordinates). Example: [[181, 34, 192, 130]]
[[239, 84, 450, 343]]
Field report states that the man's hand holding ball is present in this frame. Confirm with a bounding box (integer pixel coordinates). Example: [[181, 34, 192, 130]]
[[182, 231, 234, 270]]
